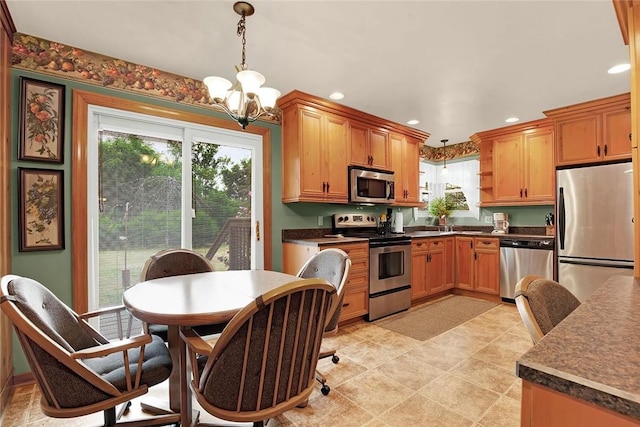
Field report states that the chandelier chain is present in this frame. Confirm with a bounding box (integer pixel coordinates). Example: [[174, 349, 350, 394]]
[[237, 11, 247, 68]]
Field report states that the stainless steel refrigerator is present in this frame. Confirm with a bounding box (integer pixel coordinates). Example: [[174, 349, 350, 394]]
[[556, 161, 634, 302]]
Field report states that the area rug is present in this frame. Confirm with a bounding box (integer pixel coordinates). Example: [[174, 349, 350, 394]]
[[374, 295, 499, 341]]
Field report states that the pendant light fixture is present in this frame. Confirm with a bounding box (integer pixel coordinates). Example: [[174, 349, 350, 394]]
[[203, 2, 280, 129], [441, 139, 449, 175]]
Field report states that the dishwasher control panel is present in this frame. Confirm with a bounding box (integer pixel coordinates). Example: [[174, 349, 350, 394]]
[[500, 239, 554, 249]]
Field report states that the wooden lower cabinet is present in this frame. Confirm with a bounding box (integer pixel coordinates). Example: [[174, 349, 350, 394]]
[[282, 241, 369, 322], [521, 381, 640, 427], [455, 236, 500, 295], [411, 237, 454, 301]]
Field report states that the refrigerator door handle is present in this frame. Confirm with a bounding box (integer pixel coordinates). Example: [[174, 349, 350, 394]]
[[558, 258, 634, 269], [558, 187, 565, 250]]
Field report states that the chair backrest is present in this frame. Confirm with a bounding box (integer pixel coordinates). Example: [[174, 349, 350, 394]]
[[0, 275, 120, 411], [296, 248, 351, 333], [194, 278, 335, 422], [514, 275, 581, 344], [140, 248, 214, 281]]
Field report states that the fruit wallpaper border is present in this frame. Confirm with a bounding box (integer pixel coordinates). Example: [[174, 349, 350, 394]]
[[11, 33, 280, 125], [419, 141, 479, 162], [11, 32, 479, 160]]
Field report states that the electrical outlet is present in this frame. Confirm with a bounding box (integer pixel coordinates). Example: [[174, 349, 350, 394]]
[[484, 215, 492, 224], [318, 216, 324, 226]]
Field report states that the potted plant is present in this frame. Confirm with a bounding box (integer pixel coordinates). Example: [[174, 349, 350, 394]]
[[428, 196, 455, 225]]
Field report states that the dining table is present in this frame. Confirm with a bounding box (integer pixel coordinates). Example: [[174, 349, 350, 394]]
[[123, 269, 301, 427]]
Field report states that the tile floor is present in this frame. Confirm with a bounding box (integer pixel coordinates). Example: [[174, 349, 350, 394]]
[[1, 298, 532, 427]]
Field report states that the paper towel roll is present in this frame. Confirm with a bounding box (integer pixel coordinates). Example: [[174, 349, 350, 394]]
[[394, 212, 404, 233]]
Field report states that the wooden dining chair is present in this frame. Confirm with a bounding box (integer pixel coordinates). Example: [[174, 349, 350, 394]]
[[296, 248, 351, 395], [181, 278, 335, 427], [0, 274, 180, 427], [140, 248, 225, 339], [514, 274, 581, 344]]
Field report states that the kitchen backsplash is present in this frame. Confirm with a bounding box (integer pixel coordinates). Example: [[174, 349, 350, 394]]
[[282, 203, 554, 229]]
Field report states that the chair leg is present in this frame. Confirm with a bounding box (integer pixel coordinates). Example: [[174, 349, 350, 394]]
[[104, 401, 132, 427], [104, 407, 117, 427], [316, 348, 339, 396], [316, 369, 330, 395]]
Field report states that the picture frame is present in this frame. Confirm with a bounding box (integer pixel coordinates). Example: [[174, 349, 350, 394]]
[[18, 168, 64, 251], [18, 77, 65, 163]]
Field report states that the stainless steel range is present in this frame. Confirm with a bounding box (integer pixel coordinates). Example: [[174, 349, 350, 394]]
[[333, 213, 411, 321]]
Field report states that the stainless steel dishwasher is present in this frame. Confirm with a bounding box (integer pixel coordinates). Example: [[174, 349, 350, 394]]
[[499, 238, 554, 302]]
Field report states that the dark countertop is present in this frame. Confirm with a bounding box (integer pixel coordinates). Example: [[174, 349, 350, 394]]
[[282, 236, 369, 246], [282, 228, 554, 245], [516, 275, 640, 420]]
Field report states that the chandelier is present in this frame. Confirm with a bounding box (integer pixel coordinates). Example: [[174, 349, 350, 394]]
[[441, 139, 449, 175], [203, 2, 280, 129]]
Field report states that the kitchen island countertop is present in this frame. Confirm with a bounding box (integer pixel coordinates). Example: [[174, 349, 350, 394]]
[[516, 275, 640, 420]]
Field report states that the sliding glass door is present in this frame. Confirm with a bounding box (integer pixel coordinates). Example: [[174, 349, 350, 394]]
[[87, 106, 263, 337]]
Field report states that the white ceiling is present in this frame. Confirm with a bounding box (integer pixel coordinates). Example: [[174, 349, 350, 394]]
[[5, 0, 631, 147]]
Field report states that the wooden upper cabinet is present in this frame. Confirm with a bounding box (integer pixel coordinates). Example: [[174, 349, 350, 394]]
[[390, 133, 420, 205], [368, 128, 390, 170], [278, 90, 430, 205], [544, 93, 631, 166], [603, 108, 632, 160], [473, 119, 554, 206], [281, 104, 349, 203], [349, 121, 390, 170], [493, 134, 523, 202], [524, 130, 555, 201]]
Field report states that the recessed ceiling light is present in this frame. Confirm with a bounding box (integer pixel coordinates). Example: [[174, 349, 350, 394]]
[[608, 63, 631, 74], [505, 117, 519, 123], [329, 92, 344, 100], [407, 119, 419, 125]]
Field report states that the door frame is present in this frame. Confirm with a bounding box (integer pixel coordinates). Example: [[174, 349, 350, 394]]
[[72, 90, 273, 313]]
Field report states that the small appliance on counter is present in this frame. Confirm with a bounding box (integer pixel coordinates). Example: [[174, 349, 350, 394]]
[[393, 211, 404, 233], [492, 212, 509, 234]]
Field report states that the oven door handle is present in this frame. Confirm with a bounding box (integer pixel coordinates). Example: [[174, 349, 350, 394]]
[[369, 240, 411, 248]]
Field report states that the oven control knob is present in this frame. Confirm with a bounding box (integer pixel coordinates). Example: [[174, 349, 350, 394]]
[[337, 216, 345, 222]]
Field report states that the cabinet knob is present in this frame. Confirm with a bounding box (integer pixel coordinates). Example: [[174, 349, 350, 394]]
[[326, 182, 330, 192], [597, 145, 601, 157], [629, 132, 632, 141], [524, 188, 528, 197], [604, 144, 608, 156]]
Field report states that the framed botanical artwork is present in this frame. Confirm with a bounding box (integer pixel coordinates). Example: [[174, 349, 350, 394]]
[[18, 77, 65, 163], [18, 168, 64, 251]]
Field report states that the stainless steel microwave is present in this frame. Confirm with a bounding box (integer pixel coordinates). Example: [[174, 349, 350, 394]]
[[349, 166, 394, 204]]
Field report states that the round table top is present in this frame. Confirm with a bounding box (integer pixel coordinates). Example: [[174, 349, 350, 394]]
[[123, 270, 299, 326]]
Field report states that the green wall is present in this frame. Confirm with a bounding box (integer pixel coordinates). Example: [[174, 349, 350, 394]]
[[9, 69, 283, 374]]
